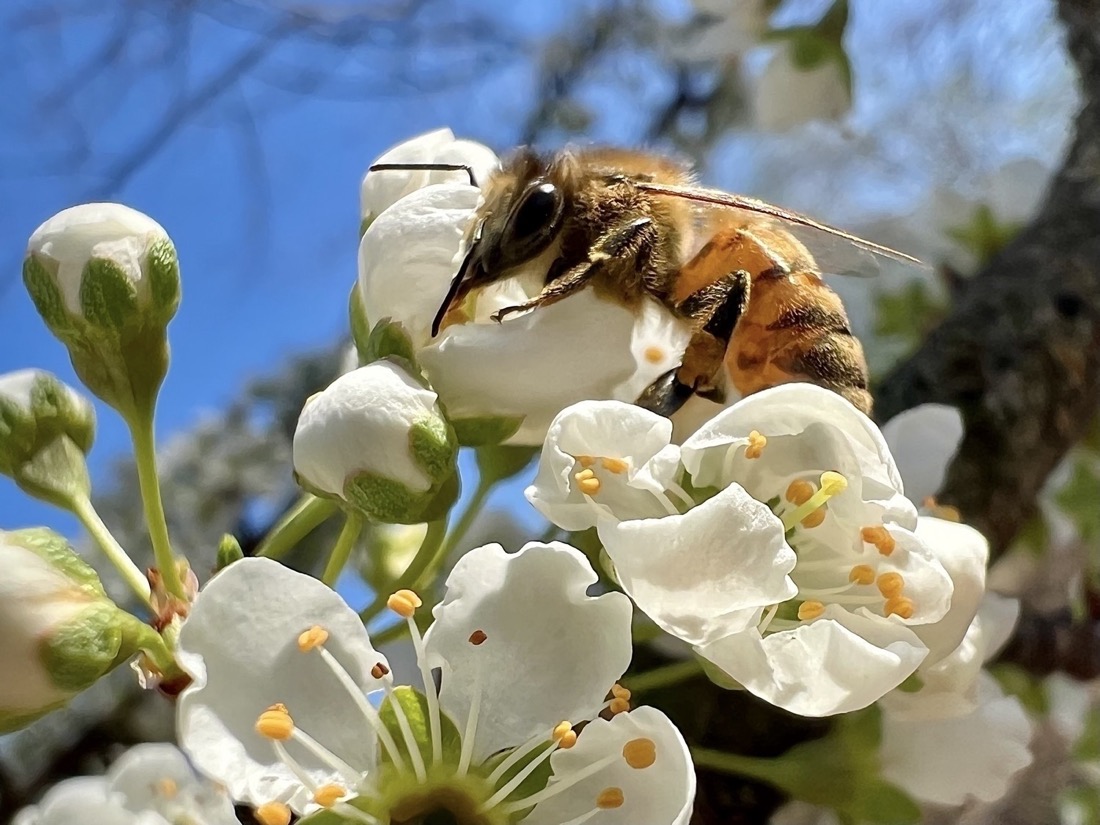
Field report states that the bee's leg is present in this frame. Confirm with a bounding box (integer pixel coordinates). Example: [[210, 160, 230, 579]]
[[491, 217, 658, 322], [635, 270, 751, 416]]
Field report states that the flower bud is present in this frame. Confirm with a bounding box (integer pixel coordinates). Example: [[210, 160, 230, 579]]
[[23, 203, 181, 416], [0, 528, 136, 732], [292, 362, 458, 523], [0, 369, 94, 507]]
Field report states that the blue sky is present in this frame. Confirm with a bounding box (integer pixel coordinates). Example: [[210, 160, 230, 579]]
[[0, 0, 1079, 536]]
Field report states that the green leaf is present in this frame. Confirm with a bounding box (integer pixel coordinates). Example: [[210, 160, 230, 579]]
[[873, 281, 947, 352], [946, 203, 1022, 268], [378, 686, 463, 771], [452, 415, 524, 447], [1055, 458, 1100, 542]]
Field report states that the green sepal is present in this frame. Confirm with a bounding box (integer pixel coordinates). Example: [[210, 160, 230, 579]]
[[416, 472, 461, 525], [217, 534, 244, 570], [0, 699, 72, 735], [478, 741, 555, 814], [39, 601, 125, 692], [343, 467, 457, 526], [476, 444, 537, 484], [23, 254, 74, 335], [363, 318, 420, 374], [12, 436, 92, 510], [409, 415, 457, 483], [79, 258, 140, 333], [349, 287, 372, 362], [378, 685, 464, 771], [0, 371, 95, 478], [146, 238, 181, 323], [6, 527, 107, 596], [452, 415, 524, 447]]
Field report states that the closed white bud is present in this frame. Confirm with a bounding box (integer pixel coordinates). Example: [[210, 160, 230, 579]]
[[0, 528, 133, 732], [292, 362, 457, 523]]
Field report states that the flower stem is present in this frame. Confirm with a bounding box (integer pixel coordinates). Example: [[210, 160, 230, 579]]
[[255, 494, 339, 559], [117, 612, 181, 679], [71, 495, 152, 607], [690, 747, 786, 784], [322, 513, 363, 587], [360, 519, 447, 624], [126, 408, 186, 600], [623, 659, 703, 694]]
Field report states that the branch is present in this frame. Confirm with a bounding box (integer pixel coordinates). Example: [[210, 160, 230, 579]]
[[875, 0, 1100, 557]]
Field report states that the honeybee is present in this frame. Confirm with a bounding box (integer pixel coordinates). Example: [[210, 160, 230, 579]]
[[371, 148, 922, 416]]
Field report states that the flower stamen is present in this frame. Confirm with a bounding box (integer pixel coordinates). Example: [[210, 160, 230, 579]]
[[392, 589, 443, 767], [622, 737, 656, 769], [575, 468, 601, 495], [480, 722, 578, 812], [848, 564, 875, 585], [745, 430, 767, 459], [576, 455, 596, 468], [297, 625, 329, 652], [457, 647, 485, 777], [256, 704, 294, 740], [601, 456, 629, 474], [884, 596, 916, 619], [781, 472, 847, 531], [797, 600, 825, 621], [314, 784, 348, 808], [499, 750, 622, 814], [255, 802, 292, 825], [387, 589, 422, 619], [155, 778, 178, 799], [380, 679, 427, 781], [861, 526, 896, 556], [876, 572, 905, 599], [597, 787, 626, 808]]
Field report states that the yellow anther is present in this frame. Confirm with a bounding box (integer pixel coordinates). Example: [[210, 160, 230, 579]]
[[387, 589, 422, 618], [559, 730, 578, 749], [155, 778, 178, 799], [622, 737, 657, 769], [313, 784, 347, 808], [611, 683, 631, 701], [469, 629, 488, 646], [924, 498, 962, 522], [596, 787, 625, 809], [552, 721, 573, 742], [745, 430, 767, 460], [255, 802, 291, 825], [884, 596, 916, 619], [297, 625, 329, 652], [797, 600, 826, 621], [819, 471, 848, 495], [609, 697, 631, 715], [644, 345, 665, 364], [876, 572, 905, 599], [861, 525, 896, 556], [785, 479, 816, 505], [849, 564, 876, 586], [371, 662, 390, 679], [576, 470, 601, 495], [601, 456, 629, 474], [576, 455, 596, 468], [800, 509, 827, 529], [256, 705, 294, 741]]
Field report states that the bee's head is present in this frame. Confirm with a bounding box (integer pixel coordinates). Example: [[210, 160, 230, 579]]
[[431, 149, 574, 336]]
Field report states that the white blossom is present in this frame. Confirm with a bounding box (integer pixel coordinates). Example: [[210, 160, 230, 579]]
[[176, 550, 695, 823], [355, 133, 692, 446], [292, 362, 456, 523], [528, 385, 975, 716], [13, 743, 237, 825], [754, 46, 851, 132], [25, 203, 177, 324]]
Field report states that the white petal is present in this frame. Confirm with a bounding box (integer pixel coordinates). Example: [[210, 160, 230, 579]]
[[976, 591, 1020, 662], [875, 525, 953, 627], [600, 484, 796, 645], [881, 404, 963, 505], [359, 129, 498, 222], [525, 400, 679, 531], [423, 542, 632, 761], [28, 203, 168, 316], [108, 743, 239, 825], [754, 47, 851, 132], [522, 707, 695, 825], [880, 673, 1033, 805], [357, 182, 482, 350], [911, 516, 989, 664], [611, 299, 694, 404], [176, 558, 389, 813], [696, 606, 928, 716], [421, 290, 641, 445], [292, 362, 445, 496], [14, 777, 159, 825], [681, 384, 912, 528]]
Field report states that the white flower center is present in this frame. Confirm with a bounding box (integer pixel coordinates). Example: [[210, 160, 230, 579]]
[[250, 592, 657, 824]]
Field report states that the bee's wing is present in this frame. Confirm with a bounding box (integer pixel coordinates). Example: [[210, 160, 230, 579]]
[[635, 180, 929, 279]]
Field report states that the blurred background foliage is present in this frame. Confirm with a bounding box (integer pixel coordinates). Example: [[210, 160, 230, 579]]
[[1, 0, 1097, 823]]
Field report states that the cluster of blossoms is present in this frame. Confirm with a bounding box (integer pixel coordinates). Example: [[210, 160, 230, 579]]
[[2, 125, 1046, 825]]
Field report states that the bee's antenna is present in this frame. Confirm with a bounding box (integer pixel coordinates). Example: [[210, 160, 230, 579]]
[[368, 162, 479, 188], [432, 247, 475, 338]]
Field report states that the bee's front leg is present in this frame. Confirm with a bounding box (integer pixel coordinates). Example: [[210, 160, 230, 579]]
[[635, 270, 751, 417], [491, 218, 658, 323]]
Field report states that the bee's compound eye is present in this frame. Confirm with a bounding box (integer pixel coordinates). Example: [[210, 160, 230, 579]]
[[510, 181, 561, 242]]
